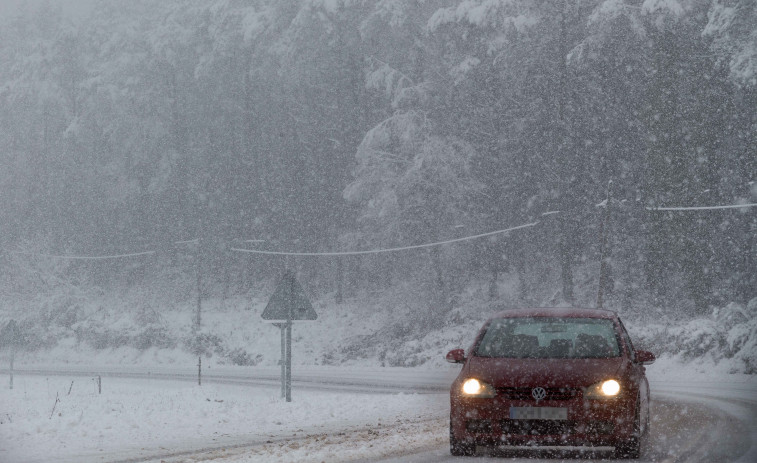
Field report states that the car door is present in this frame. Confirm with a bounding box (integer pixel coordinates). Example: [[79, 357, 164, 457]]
[[618, 318, 650, 432]]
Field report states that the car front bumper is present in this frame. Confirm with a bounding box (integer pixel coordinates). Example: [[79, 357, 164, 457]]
[[450, 394, 637, 447]]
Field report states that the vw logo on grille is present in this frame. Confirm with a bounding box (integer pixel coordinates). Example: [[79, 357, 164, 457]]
[[531, 387, 547, 401]]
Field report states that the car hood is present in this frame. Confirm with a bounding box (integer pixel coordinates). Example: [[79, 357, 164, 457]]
[[464, 356, 626, 388]]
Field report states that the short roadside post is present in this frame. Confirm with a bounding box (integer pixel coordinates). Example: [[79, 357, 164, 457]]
[[286, 317, 292, 401], [5, 319, 17, 390], [261, 270, 317, 402]]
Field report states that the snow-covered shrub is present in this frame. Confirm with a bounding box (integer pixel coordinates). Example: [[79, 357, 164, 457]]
[[134, 303, 165, 327], [38, 294, 86, 329], [225, 348, 263, 366], [76, 325, 130, 350], [133, 327, 175, 350], [631, 299, 757, 373], [678, 319, 726, 361], [184, 332, 224, 358], [0, 318, 56, 351], [726, 299, 757, 373]]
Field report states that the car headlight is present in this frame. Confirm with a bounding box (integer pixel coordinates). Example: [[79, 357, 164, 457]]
[[461, 378, 496, 398], [585, 379, 621, 399]]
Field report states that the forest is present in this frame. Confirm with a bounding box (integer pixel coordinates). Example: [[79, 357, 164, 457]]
[[0, 0, 755, 328]]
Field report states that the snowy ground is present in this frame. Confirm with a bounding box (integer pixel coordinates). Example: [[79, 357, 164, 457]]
[[1, 359, 755, 463], [0, 372, 449, 463]]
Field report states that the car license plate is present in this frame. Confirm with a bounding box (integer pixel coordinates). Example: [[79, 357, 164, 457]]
[[509, 407, 567, 420]]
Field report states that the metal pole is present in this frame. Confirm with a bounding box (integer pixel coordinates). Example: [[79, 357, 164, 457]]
[[280, 324, 286, 398], [285, 318, 292, 402]]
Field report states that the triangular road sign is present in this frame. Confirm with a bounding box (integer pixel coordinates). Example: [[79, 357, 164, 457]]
[[262, 271, 317, 320]]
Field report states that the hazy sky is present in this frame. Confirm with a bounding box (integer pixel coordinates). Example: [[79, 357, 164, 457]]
[[0, 0, 96, 21]]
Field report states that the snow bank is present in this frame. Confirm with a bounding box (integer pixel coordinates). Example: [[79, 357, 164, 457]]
[[628, 299, 757, 374], [0, 374, 447, 463]]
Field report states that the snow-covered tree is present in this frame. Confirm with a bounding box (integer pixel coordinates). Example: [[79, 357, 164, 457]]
[[706, 0, 757, 87], [344, 110, 483, 301]]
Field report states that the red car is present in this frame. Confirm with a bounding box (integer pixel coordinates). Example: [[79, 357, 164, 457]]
[[446, 308, 655, 458]]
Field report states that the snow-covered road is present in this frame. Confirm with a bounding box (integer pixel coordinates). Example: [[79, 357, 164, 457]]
[[367, 394, 756, 463], [1, 365, 755, 462]]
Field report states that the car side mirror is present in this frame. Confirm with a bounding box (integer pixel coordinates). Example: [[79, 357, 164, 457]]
[[635, 350, 655, 365], [446, 348, 466, 364]]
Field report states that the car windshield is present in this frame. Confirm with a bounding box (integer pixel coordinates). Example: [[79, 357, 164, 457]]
[[475, 317, 621, 359]]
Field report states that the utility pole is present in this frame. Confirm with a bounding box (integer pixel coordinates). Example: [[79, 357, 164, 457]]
[[285, 314, 292, 402], [597, 180, 613, 309], [336, 257, 343, 304]]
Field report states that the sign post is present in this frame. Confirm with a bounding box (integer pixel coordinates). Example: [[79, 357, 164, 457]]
[[272, 322, 287, 398], [262, 271, 316, 402]]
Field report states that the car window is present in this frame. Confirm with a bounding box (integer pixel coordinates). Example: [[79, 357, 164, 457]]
[[475, 317, 621, 359], [617, 318, 636, 361]]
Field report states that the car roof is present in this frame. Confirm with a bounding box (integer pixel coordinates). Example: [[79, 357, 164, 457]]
[[488, 307, 618, 320]]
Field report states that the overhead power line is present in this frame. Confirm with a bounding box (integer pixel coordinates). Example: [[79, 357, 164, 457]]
[[3, 238, 199, 260], [0, 219, 550, 260], [647, 203, 757, 211], [174, 239, 199, 245], [5, 200, 755, 260], [230, 221, 542, 257], [5, 250, 156, 260]]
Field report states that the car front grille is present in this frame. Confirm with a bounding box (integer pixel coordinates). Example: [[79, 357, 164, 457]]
[[496, 387, 581, 401], [500, 419, 614, 436]]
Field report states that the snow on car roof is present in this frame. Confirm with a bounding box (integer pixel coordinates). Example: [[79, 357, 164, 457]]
[[488, 307, 618, 320]]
